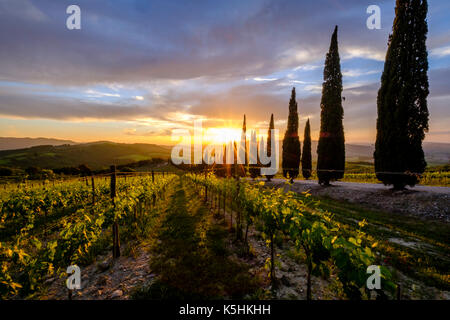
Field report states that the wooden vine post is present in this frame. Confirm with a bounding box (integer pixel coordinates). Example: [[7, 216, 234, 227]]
[[152, 170, 155, 183], [91, 175, 95, 206], [223, 190, 226, 217], [211, 187, 214, 210], [204, 170, 208, 203], [218, 190, 221, 214], [270, 232, 275, 285], [236, 179, 242, 240], [110, 165, 120, 259], [306, 257, 312, 300]]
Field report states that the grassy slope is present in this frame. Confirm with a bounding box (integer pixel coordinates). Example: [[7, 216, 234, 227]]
[[0, 142, 171, 170], [294, 193, 450, 294]]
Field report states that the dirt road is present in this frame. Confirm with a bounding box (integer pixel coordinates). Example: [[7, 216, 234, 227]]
[[258, 178, 450, 221]]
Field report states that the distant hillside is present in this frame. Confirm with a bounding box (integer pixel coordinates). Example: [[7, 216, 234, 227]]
[[311, 141, 450, 165], [0, 142, 171, 170], [0, 138, 447, 171], [310, 141, 375, 162], [422, 142, 450, 165], [279, 141, 449, 165], [0, 137, 76, 151]]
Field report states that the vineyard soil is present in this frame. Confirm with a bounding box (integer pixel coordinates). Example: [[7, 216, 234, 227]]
[[264, 179, 450, 221]]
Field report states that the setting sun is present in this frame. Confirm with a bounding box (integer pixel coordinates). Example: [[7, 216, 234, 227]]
[[203, 127, 243, 144]]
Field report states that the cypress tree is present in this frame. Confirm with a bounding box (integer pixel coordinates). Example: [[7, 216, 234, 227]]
[[374, 0, 429, 190], [301, 118, 312, 179], [213, 144, 227, 178], [317, 26, 345, 186], [249, 131, 261, 180], [240, 114, 248, 177], [282, 88, 301, 182], [232, 115, 248, 178], [265, 114, 275, 182]]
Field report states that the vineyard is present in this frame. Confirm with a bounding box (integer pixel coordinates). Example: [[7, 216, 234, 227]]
[[0, 171, 448, 300], [268, 170, 450, 187], [0, 170, 176, 299], [186, 173, 397, 299]]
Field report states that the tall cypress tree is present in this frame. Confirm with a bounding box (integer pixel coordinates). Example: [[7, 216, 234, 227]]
[[317, 26, 345, 186], [301, 118, 312, 179], [282, 88, 301, 182], [213, 144, 227, 178], [234, 115, 247, 177], [265, 114, 275, 182], [375, 0, 429, 190], [242, 114, 248, 176], [249, 131, 260, 180]]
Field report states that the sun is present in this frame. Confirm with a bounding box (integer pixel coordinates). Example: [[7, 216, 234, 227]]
[[203, 127, 243, 145]]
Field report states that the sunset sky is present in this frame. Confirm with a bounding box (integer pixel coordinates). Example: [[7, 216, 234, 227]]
[[0, 0, 449, 145]]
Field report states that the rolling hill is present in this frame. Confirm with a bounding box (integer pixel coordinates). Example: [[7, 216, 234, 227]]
[[0, 141, 172, 170], [0, 137, 447, 171], [293, 141, 449, 164], [0, 137, 76, 151]]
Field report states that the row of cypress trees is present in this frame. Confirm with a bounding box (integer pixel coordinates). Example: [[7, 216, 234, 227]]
[[281, 25, 345, 185], [225, 0, 428, 189], [281, 0, 429, 189]]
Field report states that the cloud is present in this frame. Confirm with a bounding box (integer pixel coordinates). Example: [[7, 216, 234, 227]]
[[430, 45, 450, 57], [342, 69, 380, 77], [123, 127, 172, 137], [293, 64, 321, 71], [342, 47, 386, 62], [123, 128, 137, 135], [253, 77, 278, 82], [85, 90, 121, 98], [304, 85, 322, 94], [0, 91, 153, 121], [0, 0, 394, 85], [291, 80, 309, 84], [0, 0, 47, 22]]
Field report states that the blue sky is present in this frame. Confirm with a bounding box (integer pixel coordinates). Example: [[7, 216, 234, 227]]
[[0, 0, 449, 144]]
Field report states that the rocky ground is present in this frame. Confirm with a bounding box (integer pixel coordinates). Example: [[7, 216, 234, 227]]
[[263, 179, 450, 222], [43, 220, 335, 300], [42, 242, 155, 300], [225, 224, 337, 300]]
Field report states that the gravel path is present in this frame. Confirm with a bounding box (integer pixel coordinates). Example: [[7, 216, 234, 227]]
[[258, 178, 450, 222], [269, 178, 450, 195]]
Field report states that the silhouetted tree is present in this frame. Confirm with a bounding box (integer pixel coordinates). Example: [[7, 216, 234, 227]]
[[78, 164, 92, 177], [214, 144, 228, 178], [25, 166, 41, 176], [301, 119, 312, 179], [249, 131, 261, 180], [265, 114, 275, 182], [282, 88, 301, 182], [374, 0, 429, 190], [233, 115, 247, 177], [317, 26, 345, 186], [0, 167, 13, 176]]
